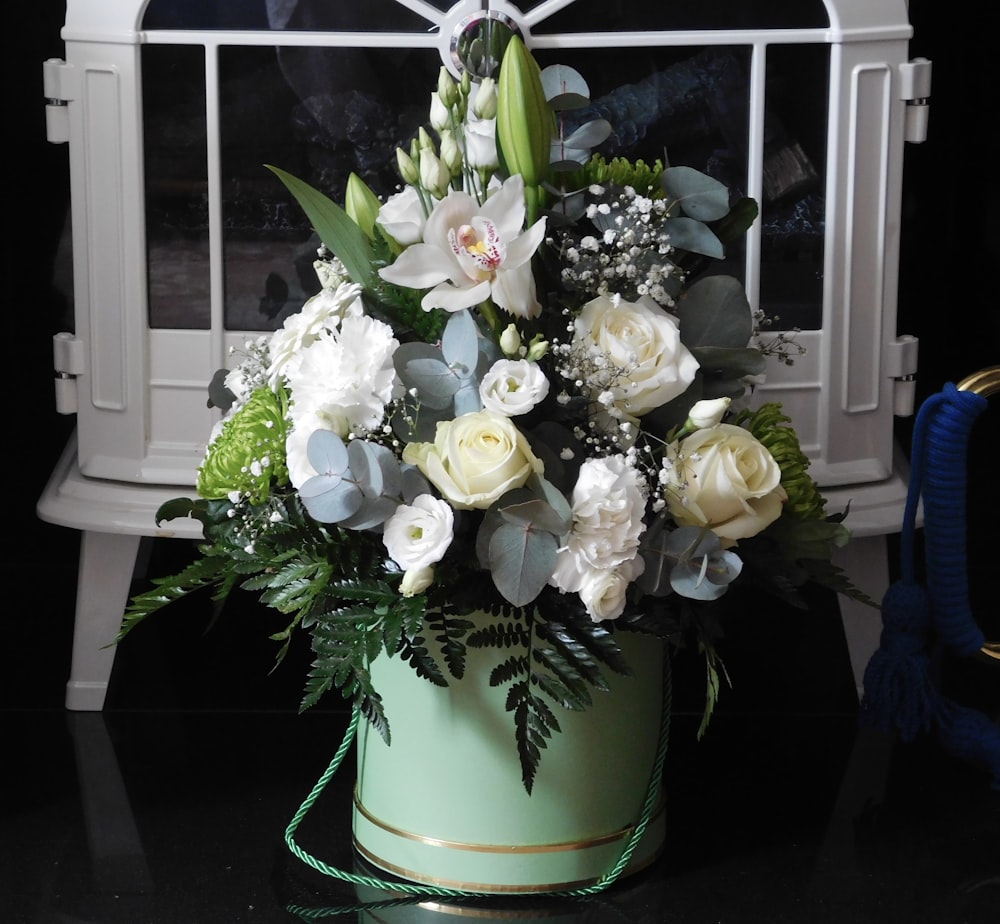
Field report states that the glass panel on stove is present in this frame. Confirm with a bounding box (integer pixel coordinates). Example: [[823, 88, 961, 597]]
[[143, 43, 211, 330]]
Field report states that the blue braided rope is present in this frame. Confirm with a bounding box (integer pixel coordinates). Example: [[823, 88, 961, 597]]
[[907, 383, 988, 654], [284, 645, 673, 911]]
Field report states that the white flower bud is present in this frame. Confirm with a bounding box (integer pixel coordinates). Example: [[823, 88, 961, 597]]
[[500, 323, 522, 356], [429, 92, 450, 133], [472, 77, 498, 119], [686, 397, 731, 430]]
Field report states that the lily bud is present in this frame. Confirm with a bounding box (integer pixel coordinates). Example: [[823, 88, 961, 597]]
[[500, 323, 522, 356], [396, 147, 419, 185], [344, 172, 381, 240], [496, 35, 552, 187]]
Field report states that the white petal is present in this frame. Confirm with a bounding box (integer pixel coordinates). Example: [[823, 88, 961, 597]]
[[379, 244, 456, 288], [422, 279, 491, 313]]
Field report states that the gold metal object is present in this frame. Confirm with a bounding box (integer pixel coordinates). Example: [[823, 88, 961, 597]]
[[955, 366, 999, 660], [956, 365, 1000, 397]]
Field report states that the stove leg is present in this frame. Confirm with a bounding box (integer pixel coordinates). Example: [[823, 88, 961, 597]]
[[65, 530, 143, 711], [834, 534, 890, 701]]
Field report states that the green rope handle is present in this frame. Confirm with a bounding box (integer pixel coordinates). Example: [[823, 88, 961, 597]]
[[284, 646, 674, 915]]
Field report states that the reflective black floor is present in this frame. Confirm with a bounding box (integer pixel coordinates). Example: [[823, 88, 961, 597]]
[[4, 526, 999, 924]]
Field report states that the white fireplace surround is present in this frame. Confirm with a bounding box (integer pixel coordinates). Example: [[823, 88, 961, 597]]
[[38, 0, 928, 709]]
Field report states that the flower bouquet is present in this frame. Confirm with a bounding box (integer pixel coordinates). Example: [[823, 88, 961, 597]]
[[122, 38, 866, 797]]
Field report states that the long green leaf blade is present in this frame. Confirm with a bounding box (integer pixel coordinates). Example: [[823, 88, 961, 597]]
[[265, 164, 376, 289]]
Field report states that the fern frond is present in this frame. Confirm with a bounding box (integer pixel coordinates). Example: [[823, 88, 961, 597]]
[[119, 554, 229, 641]]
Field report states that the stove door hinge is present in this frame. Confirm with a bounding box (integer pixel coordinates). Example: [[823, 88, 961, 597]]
[[886, 334, 919, 417], [900, 57, 932, 144], [53, 332, 85, 415], [42, 58, 78, 144]]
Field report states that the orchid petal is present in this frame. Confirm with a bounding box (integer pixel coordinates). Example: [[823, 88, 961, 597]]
[[379, 244, 456, 289]]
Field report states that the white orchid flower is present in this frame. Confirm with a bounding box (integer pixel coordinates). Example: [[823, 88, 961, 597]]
[[378, 174, 546, 319]]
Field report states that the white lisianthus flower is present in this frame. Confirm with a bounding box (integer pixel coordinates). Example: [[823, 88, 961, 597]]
[[551, 454, 648, 582], [662, 423, 788, 543], [283, 313, 402, 449], [402, 409, 544, 510], [378, 174, 546, 319], [572, 293, 699, 416], [383, 494, 455, 578], [429, 91, 450, 132], [465, 113, 499, 171], [376, 185, 430, 247], [577, 558, 645, 621], [267, 281, 364, 385], [479, 359, 550, 417]]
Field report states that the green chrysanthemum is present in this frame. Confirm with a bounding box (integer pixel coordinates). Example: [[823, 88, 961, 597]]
[[734, 403, 827, 520], [197, 385, 289, 504], [582, 155, 664, 197]]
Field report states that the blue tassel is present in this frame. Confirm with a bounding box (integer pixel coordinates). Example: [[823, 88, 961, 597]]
[[861, 581, 937, 742], [860, 381, 999, 789]]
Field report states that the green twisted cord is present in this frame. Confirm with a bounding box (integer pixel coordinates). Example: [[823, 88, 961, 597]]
[[284, 648, 674, 916]]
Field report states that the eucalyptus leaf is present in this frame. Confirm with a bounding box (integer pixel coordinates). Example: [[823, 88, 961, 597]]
[[663, 216, 724, 259], [441, 309, 481, 376], [561, 120, 612, 151], [499, 497, 567, 535], [490, 522, 559, 606], [400, 464, 432, 503], [546, 92, 592, 111], [690, 345, 767, 379], [675, 275, 753, 348], [540, 64, 590, 102], [306, 428, 349, 477], [348, 439, 402, 501], [299, 476, 363, 524], [339, 495, 400, 531], [661, 165, 731, 222], [394, 342, 459, 409]]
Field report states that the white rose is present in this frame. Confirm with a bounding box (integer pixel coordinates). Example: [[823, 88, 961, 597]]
[[402, 410, 544, 510], [479, 359, 550, 417], [662, 423, 788, 542], [383, 494, 455, 571], [573, 293, 699, 416], [578, 558, 644, 621], [376, 185, 429, 246]]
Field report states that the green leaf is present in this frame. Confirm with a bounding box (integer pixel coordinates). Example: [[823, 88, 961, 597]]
[[662, 165, 731, 221], [676, 275, 753, 348], [662, 216, 724, 259], [489, 522, 559, 607], [265, 164, 376, 289]]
